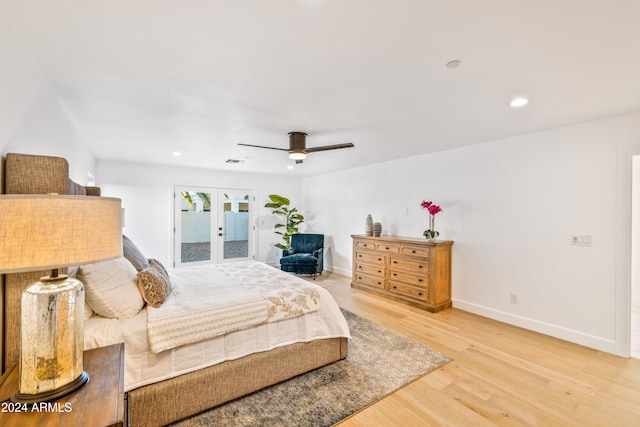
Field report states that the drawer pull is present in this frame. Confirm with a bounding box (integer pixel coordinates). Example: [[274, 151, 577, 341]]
[[418, 279, 423, 282], [392, 285, 397, 289], [378, 258, 382, 261], [393, 273, 397, 276], [419, 265, 423, 269], [378, 282, 382, 285], [385, 246, 390, 250], [378, 270, 382, 273], [412, 250, 416, 253], [393, 261, 397, 264], [418, 292, 423, 296]]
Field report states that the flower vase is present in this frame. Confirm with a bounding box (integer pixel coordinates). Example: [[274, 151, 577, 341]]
[[373, 222, 382, 237], [365, 214, 373, 236], [424, 215, 439, 241], [423, 230, 439, 241]]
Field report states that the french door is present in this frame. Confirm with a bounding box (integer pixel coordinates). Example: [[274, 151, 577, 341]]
[[174, 186, 254, 267]]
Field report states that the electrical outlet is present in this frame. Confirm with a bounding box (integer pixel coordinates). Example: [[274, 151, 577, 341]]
[[510, 293, 518, 304], [570, 234, 592, 247]]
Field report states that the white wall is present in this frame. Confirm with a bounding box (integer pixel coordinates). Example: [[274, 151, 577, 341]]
[[96, 159, 303, 268], [302, 111, 640, 357], [631, 156, 640, 358], [0, 15, 95, 374], [0, 14, 95, 185]]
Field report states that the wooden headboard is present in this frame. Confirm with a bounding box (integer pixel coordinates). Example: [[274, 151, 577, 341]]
[[1, 153, 101, 373]]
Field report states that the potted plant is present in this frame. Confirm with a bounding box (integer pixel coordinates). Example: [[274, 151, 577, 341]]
[[264, 194, 305, 249], [421, 200, 442, 241]]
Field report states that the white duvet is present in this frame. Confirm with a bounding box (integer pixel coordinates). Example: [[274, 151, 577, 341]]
[[147, 261, 322, 353], [84, 262, 350, 391]]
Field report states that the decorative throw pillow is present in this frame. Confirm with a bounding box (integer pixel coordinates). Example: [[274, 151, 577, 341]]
[[137, 259, 172, 308], [123, 235, 150, 272], [77, 257, 145, 319]]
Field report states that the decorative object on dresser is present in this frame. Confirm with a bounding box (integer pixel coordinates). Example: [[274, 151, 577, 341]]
[[365, 214, 373, 236], [421, 200, 442, 241], [0, 194, 122, 403], [372, 221, 382, 237], [351, 234, 453, 312]]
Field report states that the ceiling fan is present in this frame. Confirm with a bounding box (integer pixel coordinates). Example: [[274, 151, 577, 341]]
[[238, 131, 355, 164]]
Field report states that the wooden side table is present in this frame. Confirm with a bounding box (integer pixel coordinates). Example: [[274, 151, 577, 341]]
[[0, 343, 125, 427]]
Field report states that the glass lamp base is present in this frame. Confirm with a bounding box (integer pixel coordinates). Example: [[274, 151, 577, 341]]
[[11, 371, 89, 404]]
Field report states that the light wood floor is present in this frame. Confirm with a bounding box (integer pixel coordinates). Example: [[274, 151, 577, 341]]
[[310, 272, 640, 427]]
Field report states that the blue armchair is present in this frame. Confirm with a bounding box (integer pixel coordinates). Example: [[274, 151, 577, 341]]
[[279, 234, 324, 278]]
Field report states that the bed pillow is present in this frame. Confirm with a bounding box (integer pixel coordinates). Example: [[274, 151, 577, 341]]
[[77, 257, 146, 319], [69, 266, 93, 319], [137, 259, 172, 308], [84, 300, 94, 320], [123, 235, 150, 272]]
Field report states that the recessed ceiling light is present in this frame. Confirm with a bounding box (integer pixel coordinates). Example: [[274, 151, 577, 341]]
[[446, 60, 461, 68], [509, 97, 529, 108], [172, 151, 182, 156]]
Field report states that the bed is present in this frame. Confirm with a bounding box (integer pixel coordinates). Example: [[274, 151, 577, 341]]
[[1, 152, 350, 427]]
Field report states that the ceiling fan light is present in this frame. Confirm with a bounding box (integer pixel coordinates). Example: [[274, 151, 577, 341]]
[[289, 151, 307, 160]]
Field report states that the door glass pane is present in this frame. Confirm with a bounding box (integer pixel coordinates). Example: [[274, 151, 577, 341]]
[[222, 192, 249, 260], [180, 191, 212, 263]]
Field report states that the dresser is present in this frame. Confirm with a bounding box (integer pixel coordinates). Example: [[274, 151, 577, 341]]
[[351, 235, 453, 312]]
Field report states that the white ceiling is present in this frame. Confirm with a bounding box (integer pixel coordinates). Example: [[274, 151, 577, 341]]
[[5, 0, 640, 176]]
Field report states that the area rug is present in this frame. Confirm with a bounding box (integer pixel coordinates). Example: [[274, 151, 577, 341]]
[[171, 309, 452, 426]]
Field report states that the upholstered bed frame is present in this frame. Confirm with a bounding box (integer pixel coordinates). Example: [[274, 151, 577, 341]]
[[1, 152, 348, 426]]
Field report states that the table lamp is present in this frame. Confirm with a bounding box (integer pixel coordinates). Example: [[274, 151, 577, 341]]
[[0, 194, 122, 403]]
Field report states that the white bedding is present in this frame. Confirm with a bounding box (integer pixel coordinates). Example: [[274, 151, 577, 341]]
[[148, 262, 322, 353], [83, 262, 350, 392]]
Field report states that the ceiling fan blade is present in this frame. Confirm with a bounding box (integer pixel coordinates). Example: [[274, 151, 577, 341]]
[[237, 143, 289, 151], [304, 143, 355, 153]]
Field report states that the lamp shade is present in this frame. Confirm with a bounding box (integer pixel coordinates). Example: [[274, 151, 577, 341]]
[[0, 195, 123, 273], [0, 194, 122, 402]]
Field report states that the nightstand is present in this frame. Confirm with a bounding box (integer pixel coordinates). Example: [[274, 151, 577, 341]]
[[0, 343, 125, 427]]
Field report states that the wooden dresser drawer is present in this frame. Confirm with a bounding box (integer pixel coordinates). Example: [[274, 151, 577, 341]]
[[389, 256, 428, 272], [401, 245, 430, 258], [376, 243, 400, 253], [389, 269, 428, 287], [354, 273, 385, 289], [389, 281, 428, 301], [355, 240, 376, 251], [355, 252, 386, 265], [355, 262, 385, 277]]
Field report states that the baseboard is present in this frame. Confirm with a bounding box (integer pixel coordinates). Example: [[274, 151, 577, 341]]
[[452, 299, 623, 356], [326, 265, 351, 277]]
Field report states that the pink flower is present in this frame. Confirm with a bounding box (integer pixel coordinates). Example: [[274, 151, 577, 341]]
[[421, 200, 442, 216], [428, 204, 442, 215]]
